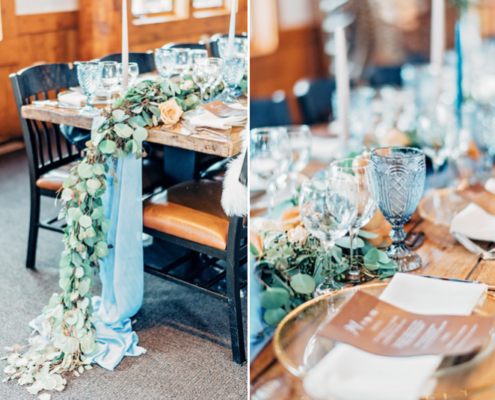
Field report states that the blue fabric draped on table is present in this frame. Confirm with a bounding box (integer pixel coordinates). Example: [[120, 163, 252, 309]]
[[30, 116, 146, 370]]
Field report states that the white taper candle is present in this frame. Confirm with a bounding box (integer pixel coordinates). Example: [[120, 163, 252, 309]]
[[227, 0, 237, 59], [335, 27, 350, 142], [430, 0, 445, 70], [122, 0, 129, 87]]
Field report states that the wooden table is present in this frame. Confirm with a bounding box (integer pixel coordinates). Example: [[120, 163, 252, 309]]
[[250, 161, 495, 400], [21, 104, 244, 158]]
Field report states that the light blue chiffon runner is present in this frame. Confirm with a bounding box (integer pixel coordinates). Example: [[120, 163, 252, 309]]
[[30, 117, 146, 371]]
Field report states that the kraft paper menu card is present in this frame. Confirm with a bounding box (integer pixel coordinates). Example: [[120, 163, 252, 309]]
[[318, 291, 494, 357], [203, 101, 247, 118]]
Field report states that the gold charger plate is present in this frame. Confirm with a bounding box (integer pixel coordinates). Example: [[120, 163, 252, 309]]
[[273, 283, 495, 399], [418, 188, 470, 229]]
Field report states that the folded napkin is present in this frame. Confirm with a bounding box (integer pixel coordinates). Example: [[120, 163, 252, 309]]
[[303, 274, 487, 400], [58, 91, 87, 107], [190, 104, 247, 130], [451, 178, 495, 241]]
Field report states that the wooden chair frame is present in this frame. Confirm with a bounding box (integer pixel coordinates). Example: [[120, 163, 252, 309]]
[[10, 63, 81, 269], [143, 154, 248, 365]]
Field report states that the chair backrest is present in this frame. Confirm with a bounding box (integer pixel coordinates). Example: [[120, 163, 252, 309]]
[[209, 33, 247, 58], [97, 51, 155, 74], [250, 91, 292, 129], [293, 77, 336, 125], [163, 42, 207, 51], [10, 63, 81, 182], [366, 65, 403, 87]]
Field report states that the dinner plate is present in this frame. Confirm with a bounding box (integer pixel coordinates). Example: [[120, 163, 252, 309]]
[[182, 108, 247, 126], [418, 188, 470, 229], [273, 282, 495, 399]]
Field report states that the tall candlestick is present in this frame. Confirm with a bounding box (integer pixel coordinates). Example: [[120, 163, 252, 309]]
[[227, 0, 237, 59], [430, 0, 445, 70], [335, 27, 350, 143], [122, 0, 129, 87], [455, 21, 463, 122]]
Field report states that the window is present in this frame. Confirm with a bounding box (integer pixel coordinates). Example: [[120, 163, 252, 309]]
[[132, 0, 173, 17], [193, 0, 223, 9]]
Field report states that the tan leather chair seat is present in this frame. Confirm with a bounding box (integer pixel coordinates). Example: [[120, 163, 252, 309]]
[[36, 158, 166, 192], [36, 162, 78, 191], [143, 180, 229, 250]]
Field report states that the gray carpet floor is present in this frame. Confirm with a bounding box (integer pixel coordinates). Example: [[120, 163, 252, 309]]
[[0, 149, 247, 400]]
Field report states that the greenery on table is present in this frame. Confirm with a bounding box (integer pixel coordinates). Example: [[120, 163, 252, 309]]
[[1, 77, 203, 396], [251, 229, 399, 328]]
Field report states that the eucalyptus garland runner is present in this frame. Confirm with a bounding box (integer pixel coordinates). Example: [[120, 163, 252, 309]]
[[2, 77, 202, 396]]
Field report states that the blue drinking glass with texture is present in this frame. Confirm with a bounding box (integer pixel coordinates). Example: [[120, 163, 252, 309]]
[[76, 61, 104, 117], [369, 147, 426, 272]]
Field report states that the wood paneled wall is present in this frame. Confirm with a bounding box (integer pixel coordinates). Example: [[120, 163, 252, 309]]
[[0, 0, 247, 142]]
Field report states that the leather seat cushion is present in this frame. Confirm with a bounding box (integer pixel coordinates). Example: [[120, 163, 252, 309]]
[[36, 162, 78, 191], [143, 180, 229, 250]]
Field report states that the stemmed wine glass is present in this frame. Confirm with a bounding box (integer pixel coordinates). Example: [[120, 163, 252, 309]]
[[190, 49, 208, 69], [299, 177, 358, 295], [417, 103, 457, 191], [369, 147, 426, 272], [250, 128, 292, 217], [117, 62, 140, 93], [284, 125, 312, 197], [222, 57, 245, 104], [328, 158, 377, 281], [154, 48, 176, 80], [172, 48, 191, 78], [192, 60, 209, 105], [101, 62, 118, 110], [76, 61, 104, 116], [204, 58, 224, 102]]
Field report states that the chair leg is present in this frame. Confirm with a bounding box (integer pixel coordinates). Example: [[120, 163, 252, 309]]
[[26, 190, 41, 269], [226, 252, 246, 365]]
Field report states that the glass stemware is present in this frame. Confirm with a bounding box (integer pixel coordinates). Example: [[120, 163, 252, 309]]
[[117, 62, 140, 92], [101, 62, 118, 110], [218, 37, 248, 60], [329, 158, 377, 281], [192, 60, 209, 105], [76, 61, 104, 117], [154, 48, 176, 79], [369, 147, 426, 272], [284, 125, 312, 197], [190, 49, 208, 68], [299, 177, 358, 296], [222, 57, 245, 104], [202, 58, 224, 102], [172, 48, 191, 78], [417, 103, 457, 191], [250, 128, 292, 217]]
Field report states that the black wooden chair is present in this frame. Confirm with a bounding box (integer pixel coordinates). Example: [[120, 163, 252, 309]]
[[250, 90, 292, 129], [162, 42, 208, 51], [142, 154, 247, 365], [365, 65, 403, 87], [209, 33, 247, 58], [10, 63, 82, 269], [97, 51, 155, 74], [293, 77, 336, 125]]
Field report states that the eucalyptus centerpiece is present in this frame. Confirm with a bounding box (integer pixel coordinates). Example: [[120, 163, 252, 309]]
[[2, 77, 203, 395]]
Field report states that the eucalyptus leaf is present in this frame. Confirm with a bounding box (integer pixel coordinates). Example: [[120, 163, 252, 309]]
[[358, 230, 379, 239], [112, 109, 126, 122], [263, 308, 287, 326], [335, 237, 365, 249], [290, 273, 316, 294], [133, 127, 148, 142], [260, 287, 290, 309], [114, 123, 133, 138], [99, 140, 117, 154]]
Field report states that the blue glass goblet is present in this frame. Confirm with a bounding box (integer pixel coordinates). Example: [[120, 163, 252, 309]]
[[369, 147, 426, 272], [76, 61, 104, 117], [223, 57, 245, 104]]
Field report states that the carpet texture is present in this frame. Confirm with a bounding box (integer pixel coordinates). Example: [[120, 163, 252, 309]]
[[0, 149, 247, 400]]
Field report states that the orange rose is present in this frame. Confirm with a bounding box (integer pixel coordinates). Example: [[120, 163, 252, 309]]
[[159, 99, 183, 126]]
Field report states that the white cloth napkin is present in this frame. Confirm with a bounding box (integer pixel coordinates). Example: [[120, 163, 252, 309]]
[[303, 274, 487, 400], [450, 178, 495, 241], [58, 91, 87, 107], [190, 104, 247, 130]]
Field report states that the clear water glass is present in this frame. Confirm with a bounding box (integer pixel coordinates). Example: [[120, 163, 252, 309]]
[[117, 62, 140, 90], [192, 60, 209, 104], [76, 61, 104, 116], [250, 128, 292, 217], [218, 37, 248, 60], [417, 103, 457, 191], [155, 48, 176, 79], [329, 158, 377, 280], [369, 147, 426, 272], [101, 62, 118, 109], [190, 49, 208, 67], [222, 57, 245, 104], [172, 48, 191, 78], [299, 177, 358, 296], [204, 58, 224, 102], [282, 125, 312, 197]]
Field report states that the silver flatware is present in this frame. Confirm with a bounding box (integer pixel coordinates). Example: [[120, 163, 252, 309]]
[[451, 231, 495, 260]]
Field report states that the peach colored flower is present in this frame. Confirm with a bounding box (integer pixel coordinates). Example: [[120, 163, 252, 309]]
[[159, 99, 183, 126], [180, 80, 194, 91], [287, 225, 309, 244]]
